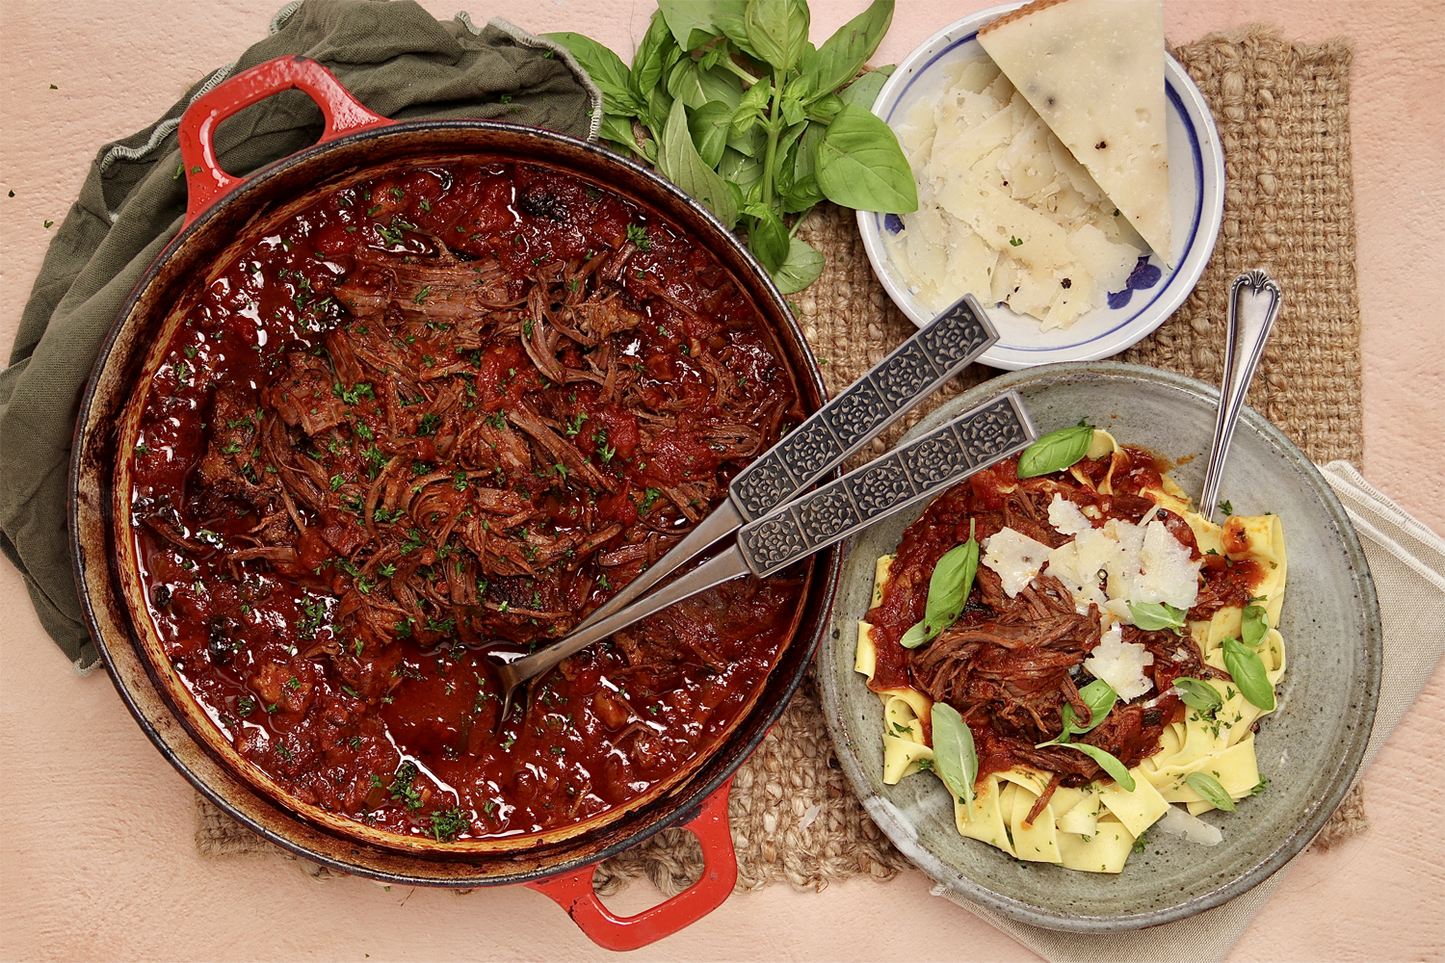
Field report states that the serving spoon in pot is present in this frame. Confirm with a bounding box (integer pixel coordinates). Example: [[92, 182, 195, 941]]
[[481, 293, 1006, 728], [1198, 270, 1283, 521], [486, 387, 1036, 730]]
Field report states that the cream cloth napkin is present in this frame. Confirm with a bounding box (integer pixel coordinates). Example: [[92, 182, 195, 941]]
[[940, 460, 1445, 963]]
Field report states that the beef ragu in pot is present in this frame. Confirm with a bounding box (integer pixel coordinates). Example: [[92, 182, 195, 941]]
[[125, 160, 809, 843]]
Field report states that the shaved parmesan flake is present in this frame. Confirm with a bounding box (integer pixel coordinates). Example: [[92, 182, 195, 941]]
[[884, 57, 1146, 331], [1117, 520, 1200, 611], [1048, 495, 1094, 537], [1038, 504, 1202, 628], [982, 527, 1052, 597], [1155, 804, 1224, 846], [1084, 624, 1155, 700]]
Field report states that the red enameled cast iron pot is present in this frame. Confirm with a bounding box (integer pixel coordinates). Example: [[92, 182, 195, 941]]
[[69, 57, 841, 951]]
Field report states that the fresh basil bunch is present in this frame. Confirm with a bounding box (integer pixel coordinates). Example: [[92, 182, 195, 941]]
[[547, 0, 917, 293]]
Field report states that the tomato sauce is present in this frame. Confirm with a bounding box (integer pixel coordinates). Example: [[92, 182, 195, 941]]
[[127, 160, 807, 841], [864, 446, 1270, 785]]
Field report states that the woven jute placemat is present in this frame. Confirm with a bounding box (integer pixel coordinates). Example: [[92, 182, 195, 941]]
[[199, 25, 1366, 893]]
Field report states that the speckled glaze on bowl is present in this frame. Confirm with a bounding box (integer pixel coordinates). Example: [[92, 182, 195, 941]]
[[817, 363, 1381, 931]]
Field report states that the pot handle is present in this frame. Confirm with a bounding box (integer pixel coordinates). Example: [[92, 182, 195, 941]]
[[177, 56, 392, 228], [525, 777, 738, 951]]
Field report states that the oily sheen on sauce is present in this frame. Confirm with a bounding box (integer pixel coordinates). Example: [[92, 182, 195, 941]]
[[127, 159, 808, 843]]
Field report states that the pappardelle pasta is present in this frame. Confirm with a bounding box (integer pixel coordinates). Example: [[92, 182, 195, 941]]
[[856, 426, 1285, 873]]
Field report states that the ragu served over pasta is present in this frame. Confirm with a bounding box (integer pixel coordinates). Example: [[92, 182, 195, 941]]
[[125, 159, 811, 844], [856, 426, 1286, 872]]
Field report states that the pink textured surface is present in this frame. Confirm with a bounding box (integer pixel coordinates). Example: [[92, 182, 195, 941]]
[[1, 2, 1440, 961]]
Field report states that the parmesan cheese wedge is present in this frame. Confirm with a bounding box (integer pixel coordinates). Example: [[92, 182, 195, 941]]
[[978, 0, 1174, 266]]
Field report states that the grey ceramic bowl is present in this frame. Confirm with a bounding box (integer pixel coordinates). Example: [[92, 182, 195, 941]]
[[817, 362, 1382, 931]]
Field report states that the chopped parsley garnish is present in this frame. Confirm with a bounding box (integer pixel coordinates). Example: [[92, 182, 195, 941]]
[[389, 761, 424, 811], [626, 223, 652, 251], [429, 806, 470, 842], [333, 382, 375, 405]]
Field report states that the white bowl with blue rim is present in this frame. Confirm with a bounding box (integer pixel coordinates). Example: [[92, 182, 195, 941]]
[[858, 4, 1224, 371]]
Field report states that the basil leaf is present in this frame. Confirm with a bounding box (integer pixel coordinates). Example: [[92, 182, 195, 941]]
[[1241, 604, 1269, 648], [1016, 423, 1094, 478], [544, 33, 645, 116], [1074, 679, 1118, 734], [597, 113, 646, 158], [838, 65, 892, 109], [930, 702, 978, 807], [631, 11, 681, 99], [900, 532, 979, 648], [710, 1, 757, 60], [1037, 679, 1117, 745], [779, 78, 808, 126], [745, 0, 811, 74], [784, 173, 824, 215], [805, 92, 842, 124], [687, 101, 734, 168], [1185, 771, 1237, 811], [815, 104, 918, 214], [667, 59, 744, 111], [771, 237, 825, 294], [644, 84, 676, 140], [1065, 743, 1136, 791], [727, 121, 768, 159], [1172, 677, 1224, 714], [1129, 601, 1187, 632], [802, 0, 894, 98], [783, 123, 826, 213], [1222, 636, 1275, 710], [717, 146, 764, 198], [658, 99, 739, 229], [744, 204, 790, 272], [658, 0, 729, 51], [730, 77, 773, 136]]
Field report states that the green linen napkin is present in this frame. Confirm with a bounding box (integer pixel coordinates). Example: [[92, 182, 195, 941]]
[[0, 0, 601, 670]]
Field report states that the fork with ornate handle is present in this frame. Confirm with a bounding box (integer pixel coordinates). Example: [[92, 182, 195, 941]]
[[484, 293, 1001, 725], [488, 385, 1036, 727]]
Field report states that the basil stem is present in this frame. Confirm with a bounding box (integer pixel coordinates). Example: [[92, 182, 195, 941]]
[[1016, 422, 1094, 478], [1222, 636, 1275, 710], [1241, 603, 1269, 647], [1064, 743, 1136, 792], [1185, 771, 1237, 811], [930, 702, 978, 807], [1129, 601, 1187, 632], [1172, 677, 1224, 715], [901, 522, 977, 648]]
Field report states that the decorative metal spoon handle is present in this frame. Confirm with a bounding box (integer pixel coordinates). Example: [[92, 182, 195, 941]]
[[573, 293, 997, 630], [496, 390, 1035, 686], [729, 293, 998, 520], [1198, 270, 1282, 520], [737, 390, 1034, 576]]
